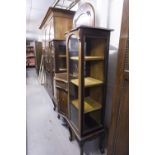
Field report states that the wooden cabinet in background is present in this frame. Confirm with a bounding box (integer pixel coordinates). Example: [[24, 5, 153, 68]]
[[39, 8, 75, 110], [39, 7, 75, 49]]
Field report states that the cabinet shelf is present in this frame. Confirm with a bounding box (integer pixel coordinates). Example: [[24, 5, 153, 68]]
[[54, 73, 67, 83], [26, 56, 35, 58], [71, 77, 103, 87], [59, 68, 67, 72], [70, 56, 104, 61], [71, 97, 102, 113], [59, 55, 66, 58]]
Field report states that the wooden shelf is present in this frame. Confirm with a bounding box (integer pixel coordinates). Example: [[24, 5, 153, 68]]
[[59, 68, 67, 71], [71, 77, 103, 87], [26, 56, 35, 58], [26, 46, 33, 48], [71, 97, 102, 113], [26, 53, 35, 56], [54, 73, 67, 83], [59, 55, 66, 58], [70, 56, 104, 61], [69, 73, 78, 78]]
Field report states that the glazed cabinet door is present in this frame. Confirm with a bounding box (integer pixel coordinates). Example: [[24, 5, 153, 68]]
[[56, 42, 66, 73], [68, 33, 80, 133]]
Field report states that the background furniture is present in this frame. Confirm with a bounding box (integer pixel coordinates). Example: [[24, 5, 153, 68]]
[[26, 46, 35, 67], [66, 26, 112, 155], [35, 42, 42, 74], [39, 8, 75, 109], [39, 7, 75, 50], [50, 39, 67, 74]]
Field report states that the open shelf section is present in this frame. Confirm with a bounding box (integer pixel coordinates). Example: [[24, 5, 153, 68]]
[[71, 97, 102, 113], [70, 56, 104, 61], [71, 77, 103, 87]]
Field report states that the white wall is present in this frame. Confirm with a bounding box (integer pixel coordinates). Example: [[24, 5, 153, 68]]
[[105, 0, 124, 128], [108, 0, 124, 48], [95, 0, 109, 27]]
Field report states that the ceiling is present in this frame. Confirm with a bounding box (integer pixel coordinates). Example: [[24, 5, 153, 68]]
[[26, 0, 78, 41]]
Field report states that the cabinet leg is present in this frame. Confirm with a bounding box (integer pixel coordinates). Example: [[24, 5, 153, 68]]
[[61, 118, 67, 127], [57, 114, 60, 119], [53, 105, 56, 111], [80, 142, 84, 155], [99, 133, 105, 154], [68, 127, 73, 141], [52, 99, 56, 111]]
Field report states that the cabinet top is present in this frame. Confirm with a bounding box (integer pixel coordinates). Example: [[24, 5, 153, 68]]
[[49, 39, 65, 42], [39, 7, 75, 29], [69, 25, 113, 32]]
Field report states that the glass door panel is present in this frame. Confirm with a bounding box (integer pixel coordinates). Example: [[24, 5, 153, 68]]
[[68, 34, 79, 131], [58, 43, 66, 72]]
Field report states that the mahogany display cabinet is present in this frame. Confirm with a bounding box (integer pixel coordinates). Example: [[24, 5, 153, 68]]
[[66, 26, 112, 154]]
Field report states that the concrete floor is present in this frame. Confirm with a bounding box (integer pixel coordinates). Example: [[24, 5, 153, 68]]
[[26, 68, 107, 155]]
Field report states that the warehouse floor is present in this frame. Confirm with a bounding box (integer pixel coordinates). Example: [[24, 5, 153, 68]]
[[26, 68, 106, 155]]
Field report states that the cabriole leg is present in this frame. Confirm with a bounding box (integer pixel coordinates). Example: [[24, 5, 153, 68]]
[[80, 142, 84, 155], [99, 133, 105, 154], [68, 127, 73, 141]]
